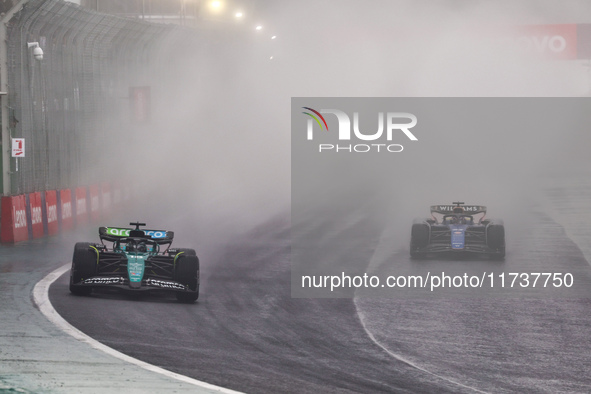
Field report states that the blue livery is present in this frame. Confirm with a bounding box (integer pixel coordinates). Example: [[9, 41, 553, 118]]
[[410, 202, 505, 260]]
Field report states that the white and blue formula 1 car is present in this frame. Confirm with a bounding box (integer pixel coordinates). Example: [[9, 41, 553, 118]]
[[410, 202, 505, 260]]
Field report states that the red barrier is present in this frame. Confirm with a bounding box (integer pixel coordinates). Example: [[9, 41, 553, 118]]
[[75, 187, 88, 225], [28, 192, 44, 239], [59, 189, 74, 231], [44, 190, 59, 236], [1, 195, 28, 243], [101, 182, 111, 215], [89, 184, 100, 222]]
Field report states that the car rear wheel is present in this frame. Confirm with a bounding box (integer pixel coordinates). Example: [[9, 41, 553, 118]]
[[410, 222, 430, 258], [70, 242, 97, 296], [174, 254, 200, 303], [487, 224, 505, 260], [175, 248, 196, 256]]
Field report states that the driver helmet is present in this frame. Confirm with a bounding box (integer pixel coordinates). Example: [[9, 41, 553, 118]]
[[137, 242, 147, 253]]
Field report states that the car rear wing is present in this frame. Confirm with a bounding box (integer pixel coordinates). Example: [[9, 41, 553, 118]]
[[99, 227, 174, 244], [430, 205, 487, 215]]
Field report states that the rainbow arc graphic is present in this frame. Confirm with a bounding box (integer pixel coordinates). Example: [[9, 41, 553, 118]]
[[302, 107, 328, 131]]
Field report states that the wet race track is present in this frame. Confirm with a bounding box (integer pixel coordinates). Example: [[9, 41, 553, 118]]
[[3, 2, 591, 393], [44, 197, 591, 394]]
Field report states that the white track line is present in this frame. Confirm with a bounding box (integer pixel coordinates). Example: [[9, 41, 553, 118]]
[[33, 263, 242, 394], [353, 227, 488, 393], [353, 297, 489, 394]]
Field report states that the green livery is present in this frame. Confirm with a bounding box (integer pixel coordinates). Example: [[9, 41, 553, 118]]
[[127, 254, 146, 283], [69, 222, 200, 303], [106, 227, 132, 237]]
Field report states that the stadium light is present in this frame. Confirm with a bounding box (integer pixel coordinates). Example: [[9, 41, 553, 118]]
[[209, 0, 223, 13]]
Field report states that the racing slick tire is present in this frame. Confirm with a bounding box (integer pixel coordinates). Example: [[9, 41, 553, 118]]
[[410, 222, 430, 259], [174, 254, 200, 303], [176, 248, 196, 256], [487, 222, 505, 260], [70, 242, 98, 296]]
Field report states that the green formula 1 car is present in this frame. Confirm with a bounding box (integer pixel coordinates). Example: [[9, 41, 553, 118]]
[[69, 222, 199, 303]]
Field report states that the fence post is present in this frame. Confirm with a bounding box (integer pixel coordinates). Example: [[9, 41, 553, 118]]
[[0, 1, 29, 196]]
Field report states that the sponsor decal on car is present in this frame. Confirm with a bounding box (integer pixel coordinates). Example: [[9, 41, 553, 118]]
[[83, 277, 124, 285], [146, 278, 186, 290], [127, 256, 145, 283], [436, 205, 483, 212], [105, 227, 168, 239], [144, 230, 167, 239]]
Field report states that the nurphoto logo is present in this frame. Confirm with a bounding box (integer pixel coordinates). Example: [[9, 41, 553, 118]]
[[302, 107, 418, 153]]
